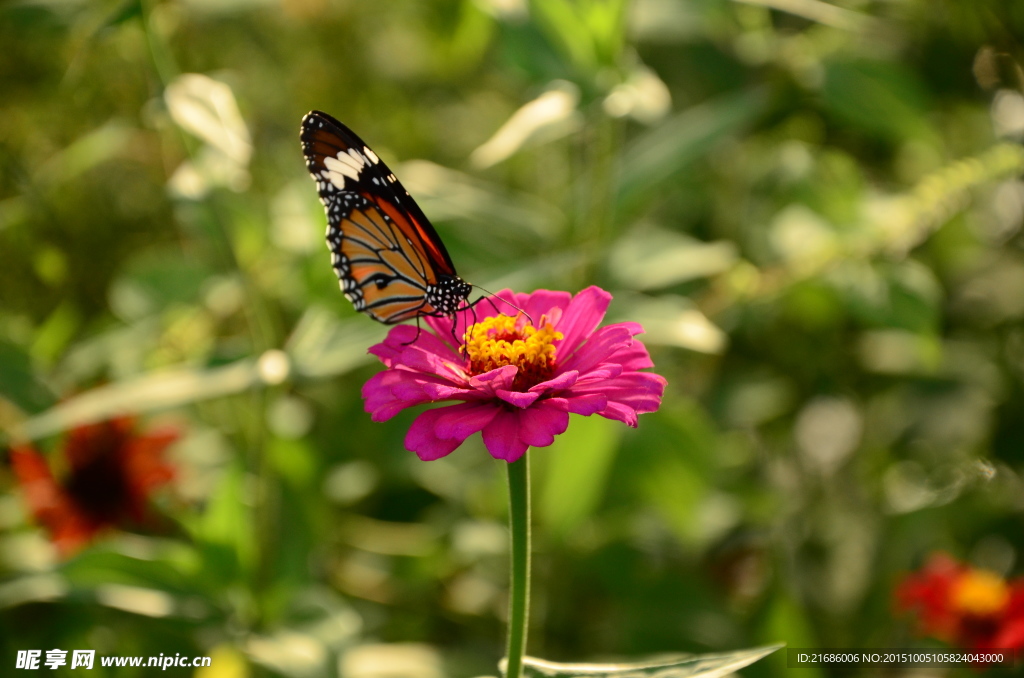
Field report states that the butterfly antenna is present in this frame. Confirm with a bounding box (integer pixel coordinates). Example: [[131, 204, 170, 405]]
[[469, 284, 534, 325]]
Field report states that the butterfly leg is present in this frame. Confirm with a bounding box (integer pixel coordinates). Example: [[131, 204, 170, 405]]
[[462, 302, 480, 353], [400, 317, 424, 347]]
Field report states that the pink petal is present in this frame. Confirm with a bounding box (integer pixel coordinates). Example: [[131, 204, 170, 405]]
[[369, 324, 462, 367], [597, 401, 639, 427], [521, 290, 572, 325], [607, 336, 655, 371], [481, 409, 529, 462], [363, 369, 480, 422], [528, 370, 579, 394], [473, 290, 519, 320], [496, 390, 540, 408], [367, 327, 413, 367], [423, 314, 465, 353], [481, 402, 571, 462], [555, 286, 612, 357], [390, 376, 480, 405], [469, 365, 518, 395], [406, 402, 499, 461], [475, 289, 561, 323], [405, 326, 463, 363], [573, 365, 623, 385], [559, 324, 637, 375], [519, 401, 570, 447], [545, 393, 608, 416], [397, 344, 467, 383], [570, 372, 667, 425]]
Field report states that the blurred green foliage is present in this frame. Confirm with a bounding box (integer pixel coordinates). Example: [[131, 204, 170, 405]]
[[2, 0, 1024, 676]]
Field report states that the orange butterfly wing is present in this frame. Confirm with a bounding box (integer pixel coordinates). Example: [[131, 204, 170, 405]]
[[300, 111, 469, 324]]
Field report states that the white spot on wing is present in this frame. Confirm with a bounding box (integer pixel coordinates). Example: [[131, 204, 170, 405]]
[[333, 152, 362, 172], [347, 148, 368, 167], [363, 146, 379, 164], [324, 155, 360, 188]]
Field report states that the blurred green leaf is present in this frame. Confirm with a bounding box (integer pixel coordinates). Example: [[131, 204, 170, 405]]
[[401, 160, 564, 249], [628, 297, 727, 354], [189, 461, 255, 583], [609, 229, 737, 290], [529, 0, 600, 71], [735, 0, 874, 31], [17, 359, 260, 440], [61, 544, 206, 600], [0, 574, 69, 609], [110, 248, 213, 320], [29, 301, 79, 366], [619, 88, 768, 210], [268, 437, 317, 488], [821, 60, 933, 142], [36, 121, 134, 186], [0, 340, 56, 415], [286, 307, 383, 380], [643, 457, 739, 548], [760, 594, 822, 678], [540, 414, 622, 540], [99, 0, 142, 31], [506, 645, 782, 677]]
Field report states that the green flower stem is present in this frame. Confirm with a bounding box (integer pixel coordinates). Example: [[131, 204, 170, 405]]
[[505, 453, 531, 678]]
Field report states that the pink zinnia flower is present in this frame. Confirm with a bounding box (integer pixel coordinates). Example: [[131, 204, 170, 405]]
[[362, 286, 666, 462]]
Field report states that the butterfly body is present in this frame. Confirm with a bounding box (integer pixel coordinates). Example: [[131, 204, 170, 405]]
[[301, 110, 471, 324]]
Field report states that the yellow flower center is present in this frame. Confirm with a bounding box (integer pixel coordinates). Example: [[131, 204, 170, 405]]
[[950, 569, 1010, 617], [462, 314, 563, 390]]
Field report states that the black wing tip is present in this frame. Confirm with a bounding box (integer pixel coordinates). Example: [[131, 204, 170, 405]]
[[300, 110, 334, 138], [300, 110, 369, 147], [303, 109, 328, 123], [302, 109, 351, 133]]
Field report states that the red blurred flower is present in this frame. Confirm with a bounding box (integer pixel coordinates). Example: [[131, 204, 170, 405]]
[[897, 553, 1024, 661], [10, 418, 178, 556]]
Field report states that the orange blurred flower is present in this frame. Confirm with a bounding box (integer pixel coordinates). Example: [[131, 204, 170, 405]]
[[10, 418, 178, 556], [897, 553, 1024, 660]]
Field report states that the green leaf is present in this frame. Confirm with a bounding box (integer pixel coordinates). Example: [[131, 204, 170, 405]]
[[285, 307, 383, 380], [187, 461, 255, 584], [821, 60, 933, 142], [540, 414, 621, 540], [760, 594, 822, 678], [611, 294, 727, 354], [529, 0, 598, 71], [109, 247, 213, 320], [36, 121, 135, 186], [99, 0, 142, 31], [61, 543, 205, 599], [30, 301, 79, 366], [17, 358, 261, 440], [0, 340, 56, 415], [503, 645, 782, 677], [618, 88, 768, 211], [609, 229, 737, 291]]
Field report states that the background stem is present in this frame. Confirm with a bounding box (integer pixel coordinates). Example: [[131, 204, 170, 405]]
[[505, 453, 531, 678]]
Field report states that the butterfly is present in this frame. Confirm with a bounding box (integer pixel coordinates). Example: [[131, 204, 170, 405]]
[[300, 110, 472, 324]]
